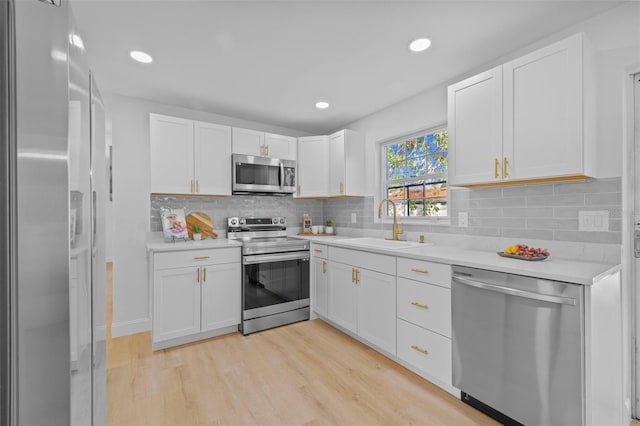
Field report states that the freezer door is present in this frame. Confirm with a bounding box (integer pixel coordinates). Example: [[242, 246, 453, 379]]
[[452, 266, 584, 426]]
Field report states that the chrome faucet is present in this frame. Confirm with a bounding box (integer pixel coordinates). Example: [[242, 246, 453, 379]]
[[377, 198, 403, 241]]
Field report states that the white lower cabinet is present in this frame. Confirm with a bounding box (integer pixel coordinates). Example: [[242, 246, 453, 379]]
[[397, 319, 452, 387], [311, 244, 328, 317], [151, 246, 241, 350], [327, 247, 396, 355]]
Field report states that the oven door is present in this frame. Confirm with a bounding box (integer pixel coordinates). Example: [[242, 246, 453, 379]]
[[242, 251, 309, 320], [232, 154, 296, 194]]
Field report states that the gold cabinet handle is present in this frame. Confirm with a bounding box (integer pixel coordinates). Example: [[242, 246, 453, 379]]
[[411, 301, 429, 310], [197, 268, 200, 283], [190, 179, 194, 192], [411, 268, 429, 274], [355, 269, 360, 284], [322, 261, 326, 274], [313, 249, 322, 253], [351, 268, 355, 283], [203, 267, 206, 282], [494, 158, 499, 179], [194, 256, 210, 260], [196, 180, 200, 193], [411, 345, 429, 356], [503, 157, 509, 178]]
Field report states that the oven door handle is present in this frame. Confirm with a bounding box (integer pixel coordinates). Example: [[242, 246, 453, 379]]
[[244, 252, 309, 264], [279, 161, 284, 190]]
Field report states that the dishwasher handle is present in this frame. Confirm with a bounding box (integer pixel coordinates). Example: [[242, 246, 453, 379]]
[[452, 275, 576, 306]]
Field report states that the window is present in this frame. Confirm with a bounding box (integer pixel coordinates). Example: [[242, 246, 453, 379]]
[[381, 126, 448, 218]]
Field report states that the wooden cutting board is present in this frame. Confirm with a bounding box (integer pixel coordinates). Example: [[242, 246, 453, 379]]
[[185, 212, 217, 240]]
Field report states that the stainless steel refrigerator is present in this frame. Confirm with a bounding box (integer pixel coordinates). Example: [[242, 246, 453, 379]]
[[1, 0, 106, 424]]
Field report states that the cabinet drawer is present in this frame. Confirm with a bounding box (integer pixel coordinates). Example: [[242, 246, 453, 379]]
[[154, 247, 240, 270], [311, 243, 328, 259], [397, 257, 451, 288], [329, 247, 395, 275], [397, 277, 451, 338], [397, 319, 452, 387]]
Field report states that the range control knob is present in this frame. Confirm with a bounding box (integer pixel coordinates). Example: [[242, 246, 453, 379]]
[[239, 218, 245, 224], [229, 218, 238, 226], [280, 218, 285, 224], [272, 217, 278, 224]]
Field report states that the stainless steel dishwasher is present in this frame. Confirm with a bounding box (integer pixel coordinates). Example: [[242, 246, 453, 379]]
[[451, 265, 584, 426]]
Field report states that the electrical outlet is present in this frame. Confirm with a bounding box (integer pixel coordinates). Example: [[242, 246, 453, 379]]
[[458, 212, 468, 227], [351, 212, 357, 223], [579, 210, 609, 232]]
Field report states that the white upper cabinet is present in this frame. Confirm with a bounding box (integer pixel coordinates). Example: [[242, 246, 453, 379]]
[[231, 127, 264, 156], [297, 135, 329, 197], [448, 66, 503, 186], [264, 133, 297, 161], [232, 127, 297, 160], [329, 129, 365, 197], [150, 113, 232, 195], [448, 33, 594, 187], [194, 121, 232, 195], [150, 114, 195, 194], [503, 34, 588, 181]]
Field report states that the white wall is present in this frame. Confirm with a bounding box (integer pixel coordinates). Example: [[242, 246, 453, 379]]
[[110, 94, 310, 337], [344, 2, 640, 196]]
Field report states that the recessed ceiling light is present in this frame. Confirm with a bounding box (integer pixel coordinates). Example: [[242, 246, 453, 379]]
[[409, 38, 432, 52], [315, 101, 330, 109], [130, 50, 153, 64]]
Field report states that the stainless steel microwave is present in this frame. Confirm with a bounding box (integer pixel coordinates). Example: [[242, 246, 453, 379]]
[[232, 154, 296, 195]]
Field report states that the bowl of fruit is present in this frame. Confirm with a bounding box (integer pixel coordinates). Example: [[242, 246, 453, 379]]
[[498, 244, 550, 261]]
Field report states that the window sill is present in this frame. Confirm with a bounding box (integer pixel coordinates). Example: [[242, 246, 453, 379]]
[[378, 216, 451, 226]]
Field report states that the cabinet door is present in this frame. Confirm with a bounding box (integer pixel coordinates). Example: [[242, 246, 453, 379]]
[[194, 121, 232, 195], [150, 114, 194, 194], [232, 127, 263, 156], [357, 269, 396, 355], [329, 131, 346, 196], [297, 135, 329, 197], [265, 133, 297, 160], [328, 261, 357, 333], [312, 257, 328, 317], [503, 34, 583, 181], [153, 266, 200, 342], [447, 66, 503, 186], [201, 263, 241, 332]]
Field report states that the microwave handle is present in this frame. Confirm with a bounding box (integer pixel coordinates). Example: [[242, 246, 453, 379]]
[[279, 161, 284, 190]]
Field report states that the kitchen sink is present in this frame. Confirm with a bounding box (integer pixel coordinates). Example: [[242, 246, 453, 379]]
[[335, 237, 430, 251]]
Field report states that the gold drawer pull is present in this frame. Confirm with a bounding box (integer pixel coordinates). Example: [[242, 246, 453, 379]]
[[351, 268, 355, 283], [194, 256, 210, 260], [322, 261, 326, 274], [411, 301, 429, 310], [197, 268, 200, 283], [313, 249, 323, 253], [494, 158, 499, 179], [411, 268, 429, 274], [203, 267, 207, 282], [503, 157, 509, 178], [190, 179, 194, 193], [411, 345, 429, 356]]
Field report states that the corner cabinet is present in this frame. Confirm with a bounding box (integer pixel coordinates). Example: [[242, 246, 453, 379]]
[[448, 33, 595, 187], [327, 247, 396, 355], [297, 135, 329, 197], [151, 246, 241, 350], [296, 129, 365, 198], [329, 130, 365, 197], [232, 127, 297, 161], [150, 113, 232, 195]]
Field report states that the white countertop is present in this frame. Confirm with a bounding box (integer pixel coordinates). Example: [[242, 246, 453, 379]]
[[146, 232, 242, 253], [306, 237, 620, 286]]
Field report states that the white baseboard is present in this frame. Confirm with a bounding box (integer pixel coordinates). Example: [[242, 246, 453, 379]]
[[111, 318, 150, 337]]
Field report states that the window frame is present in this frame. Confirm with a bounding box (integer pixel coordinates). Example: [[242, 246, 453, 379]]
[[378, 123, 450, 224]]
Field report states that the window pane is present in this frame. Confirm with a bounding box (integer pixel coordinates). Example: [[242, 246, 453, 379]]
[[406, 156, 425, 177], [387, 185, 405, 201], [426, 131, 448, 174], [406, 137, 426, 158], [388, 161, 408, 180]]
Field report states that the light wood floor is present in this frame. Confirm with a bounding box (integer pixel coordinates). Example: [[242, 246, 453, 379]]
[[106, 263, 497, 426]]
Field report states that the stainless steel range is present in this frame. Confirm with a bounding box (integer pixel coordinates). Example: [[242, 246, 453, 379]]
[[227, 217, 310, 335]]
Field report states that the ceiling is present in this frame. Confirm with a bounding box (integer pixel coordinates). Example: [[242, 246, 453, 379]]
[[72, 1, 622, 134]]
